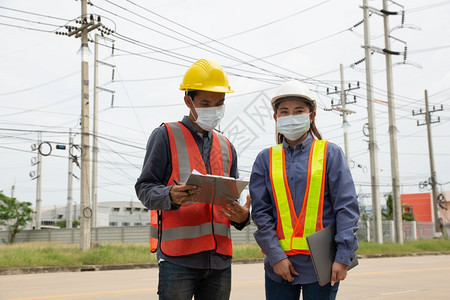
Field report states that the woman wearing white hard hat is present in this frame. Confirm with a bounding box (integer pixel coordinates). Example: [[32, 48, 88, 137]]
[[250, 80, 360, 300]]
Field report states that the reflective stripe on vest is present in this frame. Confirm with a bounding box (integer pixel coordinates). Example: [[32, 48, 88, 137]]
[[149, 122, 233, 256], [270, 139, 328, 255]]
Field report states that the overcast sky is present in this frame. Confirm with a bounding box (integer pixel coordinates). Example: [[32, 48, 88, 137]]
[[1, 0, 450, 210]]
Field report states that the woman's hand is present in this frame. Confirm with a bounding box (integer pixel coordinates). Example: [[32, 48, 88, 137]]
[[273, 258, 298, 283], [331, 261, 348, 286]]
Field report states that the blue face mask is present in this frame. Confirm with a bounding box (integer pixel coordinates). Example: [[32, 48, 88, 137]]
[[276, 113, 311, 141]]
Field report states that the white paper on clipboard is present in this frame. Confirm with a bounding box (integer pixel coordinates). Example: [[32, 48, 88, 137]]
[[184, 170, 249, 206]]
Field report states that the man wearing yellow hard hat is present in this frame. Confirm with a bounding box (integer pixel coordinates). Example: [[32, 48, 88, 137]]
[[135, 59, 251, 300]]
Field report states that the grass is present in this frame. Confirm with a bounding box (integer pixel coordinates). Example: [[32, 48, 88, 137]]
[[357, 239, 450, 256], [0, 243, 157, 268], [1, 239, 449, 269]]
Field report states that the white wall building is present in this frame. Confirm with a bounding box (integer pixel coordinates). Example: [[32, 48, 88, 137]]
[[36, 201, 150, 228]]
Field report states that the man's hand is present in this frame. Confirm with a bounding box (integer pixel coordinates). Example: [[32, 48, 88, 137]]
[[331, 261, 347, 286], [273, 258, 298, 283], [218, 195, 251, 223], [169, 182, 200, 205]]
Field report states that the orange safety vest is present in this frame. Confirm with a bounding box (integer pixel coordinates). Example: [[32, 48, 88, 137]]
[[269, 139, 328, 255], [149, 122, 233, 256]]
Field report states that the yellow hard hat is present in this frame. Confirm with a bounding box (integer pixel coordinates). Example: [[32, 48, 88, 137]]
[[179, 59, 234, 93]]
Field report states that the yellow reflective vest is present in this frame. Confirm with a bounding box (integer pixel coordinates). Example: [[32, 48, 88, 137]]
[[269, 139, 328, 255]]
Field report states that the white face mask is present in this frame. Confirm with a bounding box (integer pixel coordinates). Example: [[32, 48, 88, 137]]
[[276, 113, 311, 141], [192, 103, 225, 132]]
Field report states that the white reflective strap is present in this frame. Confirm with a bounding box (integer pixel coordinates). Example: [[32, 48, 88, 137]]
[[150, 226, 158, 238], [216, 133, 231, 175], [160, 222, 230, 241], [168, 122, 191, 181]]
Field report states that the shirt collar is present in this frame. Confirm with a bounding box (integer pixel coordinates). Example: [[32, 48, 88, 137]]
[[282, 133, 314, 152], [181, 115, 212, 139]]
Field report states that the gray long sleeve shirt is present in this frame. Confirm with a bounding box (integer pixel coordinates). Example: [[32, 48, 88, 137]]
[[135, 116, 247, 270]]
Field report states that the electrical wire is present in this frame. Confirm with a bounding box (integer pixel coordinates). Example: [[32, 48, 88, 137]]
[[406, 0, 450, 13], [93, 1, 346, 90], [0, 22, 57, 33], [0, 14, 63, 27], [0, 6, 71, 21], [0, 71, 79, 96]]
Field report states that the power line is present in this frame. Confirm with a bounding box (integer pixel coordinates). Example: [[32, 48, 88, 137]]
[[93, 1, 343, 90], [0, 71, 79, 96], [0, 21, 56, 33], [0, 14, 63, 28], [0, 6, 71, 21], [406, 0, 450, 13]]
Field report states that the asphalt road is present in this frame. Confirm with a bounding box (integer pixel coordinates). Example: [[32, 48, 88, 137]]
[[1, 255, 449, 299]]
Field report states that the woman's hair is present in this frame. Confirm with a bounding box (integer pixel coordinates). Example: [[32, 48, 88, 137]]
[[275, 102, 322, 144]]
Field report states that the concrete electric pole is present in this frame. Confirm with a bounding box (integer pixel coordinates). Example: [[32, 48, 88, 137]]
[[362, 0, 383, 243], [57, 1, 112, 243], [92, 34, 115, 228], [382, 0, 403, 244], [30, 132, 43, 230], [65, 0, 101, 250], [66, 129, 74, 229], [326, 64, 358, 165], [79, 0, 92, 251], [412, 90, 444, 236]]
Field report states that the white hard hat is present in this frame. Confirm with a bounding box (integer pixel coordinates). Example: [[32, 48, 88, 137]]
[[271, 80, 316, 111]]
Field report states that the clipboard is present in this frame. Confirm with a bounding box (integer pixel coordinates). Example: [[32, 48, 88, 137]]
[[306, 224, 358, 286], [184, 171, 249, 206]]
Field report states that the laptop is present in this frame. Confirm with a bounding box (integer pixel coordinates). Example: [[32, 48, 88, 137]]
[[306, 224, 358, 286]]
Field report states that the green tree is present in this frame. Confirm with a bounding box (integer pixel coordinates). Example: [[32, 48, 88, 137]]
[[382, 193, 416, 221], [382, 194, 394, 220], [56, 219, 80, 228], [0, 191, 34, 244]]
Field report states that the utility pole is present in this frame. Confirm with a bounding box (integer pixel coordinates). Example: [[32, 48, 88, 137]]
[[11, 184, 15, 198], [79, 0, 92, 251], [31, 132, 43, 230], [382, 0, 403, 244], [326, 64, 358, 165], [92, 34, 115, 228], [362, 0, 383, 243], [65, 0, 101, 250], [66, 130, 74, 229], [412, 90, 444, 236], [340, 64, 351, 165], [92, 34, 99, 229], [57, 1, 111, 247]]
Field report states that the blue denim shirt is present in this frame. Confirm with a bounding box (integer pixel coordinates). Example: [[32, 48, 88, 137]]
[[250, 134, 360, 284], [135, 116, 247, 270]]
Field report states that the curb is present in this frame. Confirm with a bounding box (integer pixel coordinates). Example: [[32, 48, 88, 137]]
[[0, 263, 159, 276], [1, 253, 448, 276]]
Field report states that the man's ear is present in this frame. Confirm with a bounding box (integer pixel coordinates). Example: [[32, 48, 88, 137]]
[[273, 113, 277, 121], [184, 95, 193, 108]]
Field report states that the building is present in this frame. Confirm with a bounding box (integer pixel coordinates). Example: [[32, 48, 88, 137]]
[[36, 201, 150, 228], [401, 191, 450, 226]]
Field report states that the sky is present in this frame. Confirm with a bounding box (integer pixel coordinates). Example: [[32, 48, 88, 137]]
[[1, 0, 450, 211]]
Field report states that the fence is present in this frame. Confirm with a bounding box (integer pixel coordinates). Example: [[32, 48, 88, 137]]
[[0, 223, 258, 245], [0, 221, 445, 245], [355, 220, 444, 242]]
